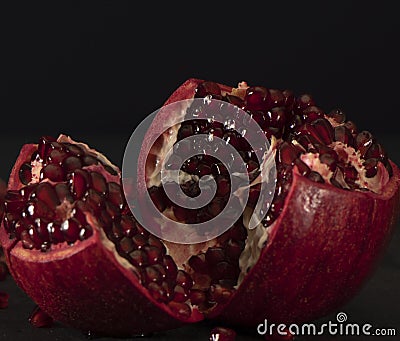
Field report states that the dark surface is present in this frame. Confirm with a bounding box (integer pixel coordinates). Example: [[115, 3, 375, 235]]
[[1, 1, 399, 340]]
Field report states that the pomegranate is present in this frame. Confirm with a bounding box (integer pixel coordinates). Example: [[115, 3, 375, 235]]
[[0, 79, 399, 337]]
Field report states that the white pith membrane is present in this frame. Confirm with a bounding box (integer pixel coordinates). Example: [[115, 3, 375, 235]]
[[144, 82, 391, 298]]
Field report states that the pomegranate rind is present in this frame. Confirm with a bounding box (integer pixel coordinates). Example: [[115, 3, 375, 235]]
[[0, 137, 203, 337], [213, 161, 400, 326]]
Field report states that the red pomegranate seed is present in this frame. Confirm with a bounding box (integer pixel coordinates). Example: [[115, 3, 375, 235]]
[[225, 239, 244, 261], [148, 282, 168, 303], [311, 118, 334, 144], [328, 108, 346, 123], [19, 163, 32, 185], [26, 199, 55, 220], [176, 270, 193, 290], [62, 156, 82, 173], [41, 164, 65, 182], [82, 155, 98, 166], [4, 199, 25, 213], [229, 222, 247, 241], [178, 123, 194, 140], [118, 237, 135, 254], [320, 153, 337, 171], [119, 215, 137, 238], [143, 245, 162, 265], [163, 255, 178, 280], [356, 131, 375, 156], [296, 123, 325, 145], [79, 225, 93, 240], [148, 186, 167, 212], [344, 120, 358, 134], [70, 169, 90, 199], [302, 106, 324, 123], [294, 158, 311, 176], [250, 111, 268, 130], [48, 149, 68, 165], [195, 81, 222, 97], [269, 89, 285, 107], [130, 250, 148, 267], [107, 182, 125, 209], [226, 94, 244, 107], [61, 218, 81, 244], [90, 172, 108, 196], [48, 222, 64, 244], [365, 143, 386, 160], [212, 262, 237, 280], [167, 301, 191, 318], [279, 142, 298, 166], [37, 136, 56, 160], [189, 289, 206, 305], [34, 182, 60, 210], [132, 234, 147, 249], [144, 266, 163, 284], [65, 144, 84, 157], [205, 247, 226, 265], [86, 189, 105, 211], [195, 163, 212, 177], [208, 284, 233, 303], [209, 326, 237, 341], [29, 305, 54, 328], [172, 285, 188, 303], [270, 107, 287, 129], [20, 230, 35, 249], [188, 254, 208, 274], [334, 125, 355, 146], [296, 93, 315, 110], [245, 86, 270, 111], [105, 201, 120, 221], [364, 158, 379, 178], [161, 281, 174, 300], [55, 183, 74, 203], [148, 236, 166, 255]]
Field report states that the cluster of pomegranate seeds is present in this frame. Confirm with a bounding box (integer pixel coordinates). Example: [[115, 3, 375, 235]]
[[3, 136, 127, 250], [3, 136, 208, 317], [145, 80, 393, 312], [156, 81, 392, 230]]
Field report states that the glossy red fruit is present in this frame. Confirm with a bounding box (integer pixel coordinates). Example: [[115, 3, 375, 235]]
[[138, 78, 400, 328], [0, 135, 202, 337], [1, 79, 399, 339]]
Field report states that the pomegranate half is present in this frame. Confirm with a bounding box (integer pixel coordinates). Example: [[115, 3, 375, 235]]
[[0, 79, 399, 337]]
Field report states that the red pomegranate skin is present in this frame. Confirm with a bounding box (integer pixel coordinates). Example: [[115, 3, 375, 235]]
[[0, 79, 399, 337], [149, 79, 400, 326], [213, 165, 400, 325], [0, 142, 202, 337]]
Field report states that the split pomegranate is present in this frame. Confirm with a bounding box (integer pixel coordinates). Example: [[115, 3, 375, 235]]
[[0, 79, 399, 337]]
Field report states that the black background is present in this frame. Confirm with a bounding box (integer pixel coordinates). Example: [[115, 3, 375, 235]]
[[1, 1, 399, 340]]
